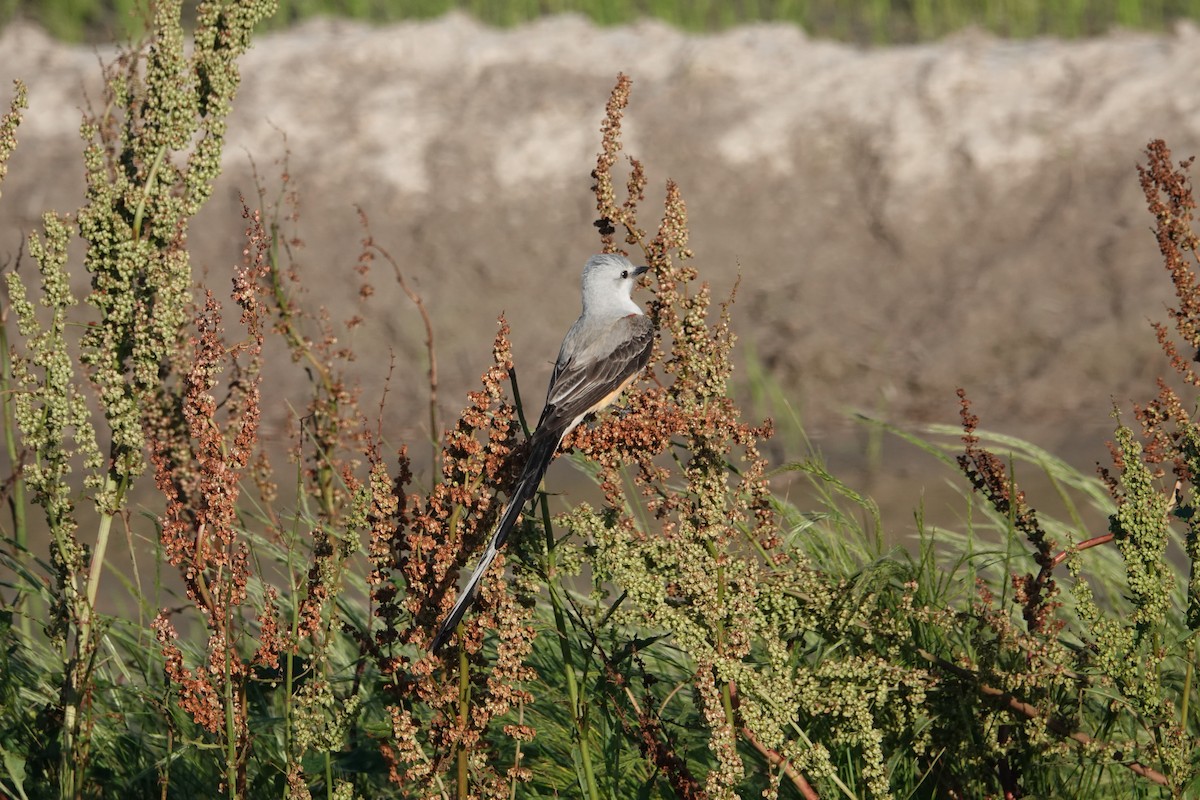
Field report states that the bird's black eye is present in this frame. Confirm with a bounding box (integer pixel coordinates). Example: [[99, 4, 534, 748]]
[[620, 270, 629, 279]]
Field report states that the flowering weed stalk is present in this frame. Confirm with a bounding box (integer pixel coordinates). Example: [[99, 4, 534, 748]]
[[1, 1, 275, 794], [926, 140, 1200, 797]]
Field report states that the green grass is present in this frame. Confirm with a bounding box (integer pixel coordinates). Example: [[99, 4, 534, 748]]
[[8, 0, 1200, 43]]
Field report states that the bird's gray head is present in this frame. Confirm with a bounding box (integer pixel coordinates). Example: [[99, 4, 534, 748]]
[[579, 253, 649, 316]]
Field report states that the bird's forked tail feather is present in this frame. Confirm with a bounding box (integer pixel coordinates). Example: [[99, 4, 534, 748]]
[[430, 423, 567, 650]]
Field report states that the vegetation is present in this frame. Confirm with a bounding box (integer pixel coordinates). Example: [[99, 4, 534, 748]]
[[5, 2, 1200, 798], [6, 0, 1200, 43]]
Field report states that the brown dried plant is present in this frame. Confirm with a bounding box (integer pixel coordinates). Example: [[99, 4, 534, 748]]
[[150, 190, 381, 795], [150, 205, 279, 796], [955, 388, 1063, 635], [1136, 139, 1200, 632], [939, 140, 1200, 795], [367, 317, 539, 796]]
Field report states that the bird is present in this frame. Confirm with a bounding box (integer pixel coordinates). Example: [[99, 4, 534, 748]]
[[431, 253, 655, 651]]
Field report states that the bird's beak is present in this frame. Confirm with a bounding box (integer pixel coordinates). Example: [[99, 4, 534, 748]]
[[633, 265, 650, 277]]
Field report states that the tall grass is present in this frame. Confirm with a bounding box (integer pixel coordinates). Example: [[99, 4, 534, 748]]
[[7, 0, 1200, 43], [4, 2, 1200, 798]]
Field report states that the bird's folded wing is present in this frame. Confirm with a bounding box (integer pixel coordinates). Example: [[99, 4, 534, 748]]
[[538, 314, 655, 431]]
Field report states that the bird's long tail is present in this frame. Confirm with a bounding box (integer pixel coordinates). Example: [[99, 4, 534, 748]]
[[430, 423, 567, 650]]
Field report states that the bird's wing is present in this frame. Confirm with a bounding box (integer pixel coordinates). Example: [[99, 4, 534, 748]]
[[537, 313, 655, 431], [431, 313, 654, 652]]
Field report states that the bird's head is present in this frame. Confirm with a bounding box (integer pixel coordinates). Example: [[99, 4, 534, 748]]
[[580, 253, 649, 315]]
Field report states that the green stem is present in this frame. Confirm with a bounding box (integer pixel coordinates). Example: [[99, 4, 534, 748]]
[[161, 726, 173, 800], [540, 495, 600, 800], [1184, 637, 1195, 732], [284, 478, 302, 792], [319, 459, 335, 520], [83, 473, 124, 631], [0, 319, 29, 638], [55, 517, 82, 800], [511, 362, 599, 797], [60, 470, 128, 799], [224, 596, 238, 799], [509, 701, 525, 800], [508, 367, 533, 437], [706, 540, 736, 729], [131, 146, 166, 241], [457, 644, 470, 800]]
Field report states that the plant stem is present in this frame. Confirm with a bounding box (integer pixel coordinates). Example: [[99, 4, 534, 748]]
[[374, 239, 439, 476], [706, 540, 736, 728], [1183, 637, 1195, 731], [131, 145, 165, 241], [0, 317, 29, 637], [511, 362, 599, 797], [509, 701, 525, 800], [61, 470, 127, 800], [457, 644, 470, 800], [224, 589, 238, 800], [540, 494, 600, 800], [284, 480, 302, 778], [83, 473, 123, 634], [508, 366, 533, 437]]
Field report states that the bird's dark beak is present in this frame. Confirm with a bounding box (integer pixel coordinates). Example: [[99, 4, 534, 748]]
[[633, 265, 650, 277]]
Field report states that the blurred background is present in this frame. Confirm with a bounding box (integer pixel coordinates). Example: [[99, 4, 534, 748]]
[[6, 0, 1200, 43], [2, 1, 1200, 529]]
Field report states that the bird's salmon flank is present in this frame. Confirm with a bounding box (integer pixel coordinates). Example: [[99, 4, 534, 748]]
[[431, 254, 654, 651]]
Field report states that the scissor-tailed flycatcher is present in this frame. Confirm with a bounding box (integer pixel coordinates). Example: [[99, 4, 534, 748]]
[[431, 253, 654, 651]]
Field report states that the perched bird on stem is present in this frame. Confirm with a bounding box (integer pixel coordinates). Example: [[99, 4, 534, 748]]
[[431, 253, 654, 651]]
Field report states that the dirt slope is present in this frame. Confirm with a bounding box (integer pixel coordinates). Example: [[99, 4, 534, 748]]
[[2, 14, 1198, 472]]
